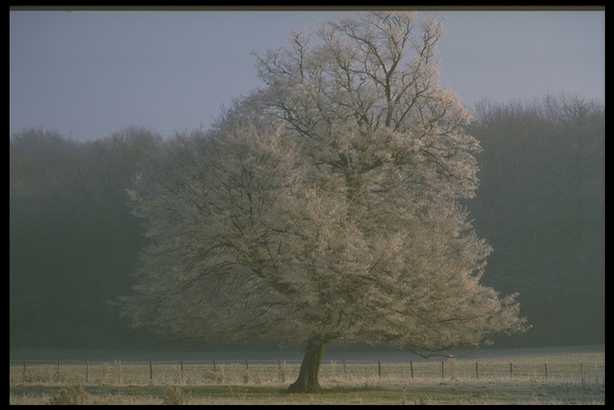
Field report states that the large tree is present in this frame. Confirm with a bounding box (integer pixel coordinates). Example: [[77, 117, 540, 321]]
[[120, 12, 528, 393]]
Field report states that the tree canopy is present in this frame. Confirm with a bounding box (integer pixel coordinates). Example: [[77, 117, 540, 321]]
[[120, 12, 528, 392]]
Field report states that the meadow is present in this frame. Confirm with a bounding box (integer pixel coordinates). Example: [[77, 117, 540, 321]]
[[9, 349, 605, 404]]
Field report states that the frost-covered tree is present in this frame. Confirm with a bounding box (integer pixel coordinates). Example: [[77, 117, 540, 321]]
[[120, 12, 528, 393]]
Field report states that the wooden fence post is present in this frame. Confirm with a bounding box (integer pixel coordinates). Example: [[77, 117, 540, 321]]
[[410, 361, 414, 379], [509, 363, 513, 379], [441, 360, 445, 379], [244, 360, 249, 384], [180, 361, 184, 385], [377, 360, 382, 378], [57, 360, 61, 382], [213, 360, 217, 372], [149, 360, 153, 384], [544, 363, 548, 380], [118, 360, 122, 385], [278, 360, 285, 383], [85, 360, 89, 384], [475, 361, 479, 379], [580, 363, 585, 386]]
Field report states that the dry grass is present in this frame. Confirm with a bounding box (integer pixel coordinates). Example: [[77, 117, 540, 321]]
[[9, 350, 604, 404], [9, 351, 604, 386], [9, 381, 605, 405]]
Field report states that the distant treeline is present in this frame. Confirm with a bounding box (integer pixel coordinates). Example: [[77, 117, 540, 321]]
[[9, 95, 604, 350]]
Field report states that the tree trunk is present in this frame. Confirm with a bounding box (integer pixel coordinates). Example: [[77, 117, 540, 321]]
[[288, 337, 325, 393]]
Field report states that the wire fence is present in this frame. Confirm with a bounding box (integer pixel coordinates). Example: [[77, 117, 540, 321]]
[[9, 358, 605, 386]]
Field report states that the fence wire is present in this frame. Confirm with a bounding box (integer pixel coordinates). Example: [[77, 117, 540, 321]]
[[9, 359, 605, 386]]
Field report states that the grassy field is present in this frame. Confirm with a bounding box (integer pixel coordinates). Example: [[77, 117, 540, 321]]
[[9, 350, 604, 404], [9, 381, 605, 405]]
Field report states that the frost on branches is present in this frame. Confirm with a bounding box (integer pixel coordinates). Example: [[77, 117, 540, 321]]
[[120, 12, 529, 393]]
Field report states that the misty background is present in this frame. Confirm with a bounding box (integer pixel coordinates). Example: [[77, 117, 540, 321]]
[[10, 10, 604, 139], [9, 9, 604, 357]]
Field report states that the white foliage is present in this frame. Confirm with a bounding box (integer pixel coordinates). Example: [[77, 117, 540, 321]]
[[121, 11, 528, 353]]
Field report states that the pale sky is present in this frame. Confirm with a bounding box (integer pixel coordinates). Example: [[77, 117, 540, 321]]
[[10, 9, 604, 140]]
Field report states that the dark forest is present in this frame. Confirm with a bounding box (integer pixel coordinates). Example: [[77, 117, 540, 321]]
[[9, 95, 604, 351]]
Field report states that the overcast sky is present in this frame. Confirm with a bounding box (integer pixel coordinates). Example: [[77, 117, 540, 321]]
[[10, 9, 604, 140]]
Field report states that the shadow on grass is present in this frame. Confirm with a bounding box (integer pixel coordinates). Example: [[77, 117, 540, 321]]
[[174, 384, 396, 397], [10, 381, 604, 404], [10, 383, 394, 398]]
